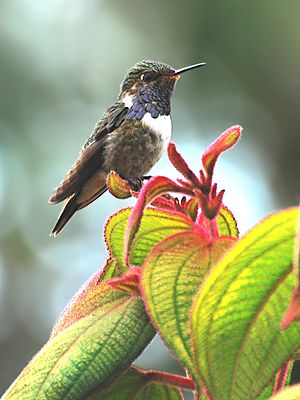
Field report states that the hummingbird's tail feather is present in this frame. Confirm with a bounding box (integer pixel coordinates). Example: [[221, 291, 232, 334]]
[[50, 181, 108, 236], [49, 138, 107, 205], [77, 186, 108, 209], [50, 194, 79, 237]]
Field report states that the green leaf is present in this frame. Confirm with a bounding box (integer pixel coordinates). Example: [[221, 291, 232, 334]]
[[89, 368, 183, 400], [135, 383, 183, 400], [124, 177, 193, 262], [105, 207, 194, 272], [51, 267, 120, 337], [192, 207, 300, 400], [217, 206, 239, 238], [140, 231, 234, 376], [3, 282, 155, 400], [88, 368, 146, 400]]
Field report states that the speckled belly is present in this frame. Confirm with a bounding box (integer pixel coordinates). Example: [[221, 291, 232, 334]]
[[104, 122, 166, 178]]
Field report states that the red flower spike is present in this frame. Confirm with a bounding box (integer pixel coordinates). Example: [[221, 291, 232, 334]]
[[174, 197, 183, 213], [152, 193, 199, 221], [211, 183, 217, 199], [195, 189, 210, 217], [151, 194, 177, 211], [202, 125, 242, 180], [198, 213, 219, 239], [212, 189, 225, 213], [199, 169, 206, 183], [195, 188, 225, 221], [177, 178, 195, 191], [280, 286, 300, 330], [198, 170, 210, 194], [168, 142, 201, 188], [106, 266, 141, 294], [124, 176, 192, 265]]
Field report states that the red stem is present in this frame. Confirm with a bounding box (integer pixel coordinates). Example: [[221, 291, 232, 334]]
[[208, 218, 219, 239], [273, 360, 291, 394], [196, 213, 219, 239], [140, 369, 195, 391]]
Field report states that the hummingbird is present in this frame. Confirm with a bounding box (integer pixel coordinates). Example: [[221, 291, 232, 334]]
[[49, 60, 205, 236]]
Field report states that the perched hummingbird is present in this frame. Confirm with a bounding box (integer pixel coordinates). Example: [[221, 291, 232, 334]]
[[49, 60, 205, 236]]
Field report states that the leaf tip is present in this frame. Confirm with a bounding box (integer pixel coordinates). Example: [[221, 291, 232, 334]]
[[107, 170, 133, 199], [201, 124, 242, 177]]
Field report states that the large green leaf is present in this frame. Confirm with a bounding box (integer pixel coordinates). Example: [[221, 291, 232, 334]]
[[3, 277, 155, 400], [51, 266, 123, 337], [89, 367, 183, 400], [141, 231, 234, 376], [105, 207, 194, 271], [192, 207, 300, 400]]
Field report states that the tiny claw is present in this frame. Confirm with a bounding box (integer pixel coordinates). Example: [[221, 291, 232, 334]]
[[120, 176, 143, 192], [142, 175, 152, 181]]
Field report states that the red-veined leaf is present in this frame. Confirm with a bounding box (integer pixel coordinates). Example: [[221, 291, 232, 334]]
[[3, 268, 155, 400], [192, 207, 300, 400], [105, 207, 195, 272], [124, 176, 192, 264], [140, 231, 235, 376]]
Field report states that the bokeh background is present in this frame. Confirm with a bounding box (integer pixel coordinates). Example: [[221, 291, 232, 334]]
[[0, 0, 299, 397]]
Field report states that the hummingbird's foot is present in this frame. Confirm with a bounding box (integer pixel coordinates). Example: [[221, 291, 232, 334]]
[[128, 178, 143, 191], [120, 176, 143, 192], [142, 175, 152, 181]]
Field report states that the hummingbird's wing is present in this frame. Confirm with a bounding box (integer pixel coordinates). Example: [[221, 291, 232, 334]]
[[49, 100, 129, 236], [49, 101, 129, 204]]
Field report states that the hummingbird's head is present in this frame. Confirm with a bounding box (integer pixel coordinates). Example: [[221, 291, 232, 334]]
[[120, 60, 176, 95], [119, 60, 205, 119]]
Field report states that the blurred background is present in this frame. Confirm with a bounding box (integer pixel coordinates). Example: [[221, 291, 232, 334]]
[[0, 0, 299, 397]]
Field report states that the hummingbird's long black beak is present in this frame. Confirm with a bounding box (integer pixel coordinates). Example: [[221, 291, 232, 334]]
[[173, 62, 206, 76]]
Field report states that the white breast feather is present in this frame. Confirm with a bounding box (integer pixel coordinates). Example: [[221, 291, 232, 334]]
[[122, 94, 134, 108], [122, 94, 172, 150], [141, 113, 172, 150]]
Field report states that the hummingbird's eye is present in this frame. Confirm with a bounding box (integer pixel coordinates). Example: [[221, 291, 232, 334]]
[[141, 72, 154, 83]]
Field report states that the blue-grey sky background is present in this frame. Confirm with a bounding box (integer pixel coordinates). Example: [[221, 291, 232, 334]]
[[0, 0, 299, 397]]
